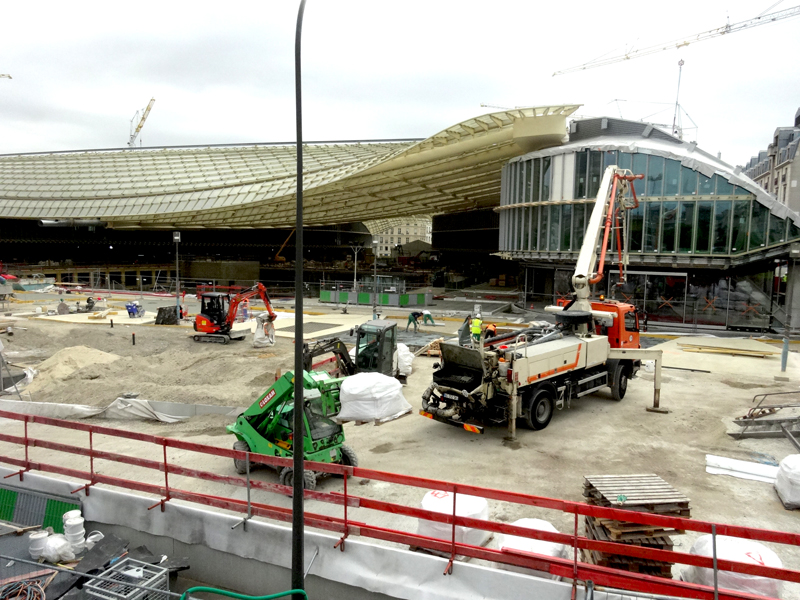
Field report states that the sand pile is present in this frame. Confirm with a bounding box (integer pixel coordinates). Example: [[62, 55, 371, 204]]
[[28, 346, 121, 393]]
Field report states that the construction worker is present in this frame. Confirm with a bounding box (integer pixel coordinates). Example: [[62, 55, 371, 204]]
[[485, 322, 497, 338], [470, 313, 483, 342], [406, 311, 423, 332], [422, 309, 435, 325]]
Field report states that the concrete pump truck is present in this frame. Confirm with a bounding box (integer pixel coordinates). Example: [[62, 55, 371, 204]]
[[421, 166, 664, 437]]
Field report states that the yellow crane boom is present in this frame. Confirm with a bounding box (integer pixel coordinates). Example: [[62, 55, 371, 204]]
[[553, 5, 800, 76], [128, 98, 156, 147]]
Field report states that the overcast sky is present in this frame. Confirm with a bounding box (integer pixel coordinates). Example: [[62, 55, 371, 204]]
[[1, 1, 798, 167]]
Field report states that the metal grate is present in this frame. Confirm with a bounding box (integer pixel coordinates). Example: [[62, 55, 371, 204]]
[[85, 559, 169, 600]]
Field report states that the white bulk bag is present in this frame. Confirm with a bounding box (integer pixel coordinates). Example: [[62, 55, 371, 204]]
[[337, 372, 411, 422], [496, 518, 567, 579], [682, 535, 782, 599], [775, 454, 800, 509], [252, 314, 275, 348], [416, 490, 490, 547], [397, 343, 414, 376]]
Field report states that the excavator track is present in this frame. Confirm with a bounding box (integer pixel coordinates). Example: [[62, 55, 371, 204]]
[[193, 334, 230, 344]]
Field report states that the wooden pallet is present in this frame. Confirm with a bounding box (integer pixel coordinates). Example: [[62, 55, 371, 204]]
[[583, 474, 691, 513], [584, 517, 675, 547], [582, 548, 673, 577]]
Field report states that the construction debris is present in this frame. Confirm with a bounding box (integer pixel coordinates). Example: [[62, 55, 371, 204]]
[[678, 338, 779, 359], [582, 474, 691, 579], [414, 337, 443, 357]]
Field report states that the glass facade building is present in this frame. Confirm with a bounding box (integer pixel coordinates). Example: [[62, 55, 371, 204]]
[[497, 118, 800, 330]]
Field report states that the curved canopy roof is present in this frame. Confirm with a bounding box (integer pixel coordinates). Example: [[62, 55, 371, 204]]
[[0, 105, 579, 229]]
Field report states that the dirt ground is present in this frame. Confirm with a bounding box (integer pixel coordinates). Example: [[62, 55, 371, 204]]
[[1, 304, 799, 597]]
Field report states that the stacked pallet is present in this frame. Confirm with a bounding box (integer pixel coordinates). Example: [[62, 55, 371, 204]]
[[582, 474, 690, 579]]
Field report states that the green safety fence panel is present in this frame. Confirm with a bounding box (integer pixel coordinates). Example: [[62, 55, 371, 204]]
[[319, 290, 331, 302], [0, 488, 17, 522], [43, 499, 78, 533], [417, 294, 426, 305], [357, 293, 371, 304], [339, 292, 349, 303], [399, 295, 409, 306], [381, 294, 389, 305]]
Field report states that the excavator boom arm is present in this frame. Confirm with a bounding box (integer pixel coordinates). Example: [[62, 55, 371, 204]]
[[224, 283, 277, 329]]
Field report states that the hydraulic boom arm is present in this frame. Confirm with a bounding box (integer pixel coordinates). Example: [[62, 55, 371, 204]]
[[225, 283, 277, 329]]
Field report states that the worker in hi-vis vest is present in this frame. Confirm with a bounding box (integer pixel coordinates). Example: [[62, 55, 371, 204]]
[[470, 314, 483, 342]]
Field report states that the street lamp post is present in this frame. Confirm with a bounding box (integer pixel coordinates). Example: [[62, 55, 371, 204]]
[[173, 232, 181, 320], [372, 240, 378, 319], [350, 245, 362, 292]]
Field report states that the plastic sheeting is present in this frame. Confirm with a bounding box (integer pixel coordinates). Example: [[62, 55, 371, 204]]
[[774, 454, 800, 509], [252, 313, 276, 348], [336, 372, 411, 423], [705, 454, 778, 484], [496, 518, 567, 580], [417, 490, 490, 547], [0, 397, 190, 423], [397, 343, 414, 376], [682, 535, 783, 599]]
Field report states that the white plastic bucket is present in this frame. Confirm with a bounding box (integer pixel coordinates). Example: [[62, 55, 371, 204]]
[[29, 531, 48, 559], [65, 530, 85, 543], [64, 517, 85, 533], [62, 509, 81, 523], [70, 540, 85, 553], [85, 531, 104, 550]]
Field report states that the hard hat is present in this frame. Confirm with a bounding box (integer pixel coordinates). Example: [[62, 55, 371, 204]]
[[476, 313, 481, 319]]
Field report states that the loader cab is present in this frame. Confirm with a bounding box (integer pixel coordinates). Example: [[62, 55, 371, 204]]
[[354, 320, 397, 376]]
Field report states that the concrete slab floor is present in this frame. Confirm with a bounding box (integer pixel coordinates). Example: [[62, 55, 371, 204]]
[[0, 304, 799, 596]]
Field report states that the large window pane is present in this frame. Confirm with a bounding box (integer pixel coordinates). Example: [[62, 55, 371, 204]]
[[681, 167, 697, 195], [696, 201, 713, 253], [699, 173, 714, 196], [530, 206, 539, 250], [769, 215, 786, 246], [532, 158, 541, 203], [647, 156, 665, 196], [540, 204, 549, 250], [516, 163, 524, 203], [664, 160, 680, 196], [574, 151, 588, 199], [730, 200, 750, 253], [644, 202, 661, 252], [678, 202, 694, 253], [572, 204, 586, 250], [713, 201, 732, 253], [521, 208, 529, 250], [734, 185, 748, 196], [632, 153, 647, 197], [588, 151, 603, 198], [628, 204, 644, 252], [661, 201, 677, 252], [522, 162, 531, 203], [548, 205, 560, 251], [561, 204, 572, 251], [541, 157, 551, 201], [749, 202, 768, 249], [790, 222, 800, 241], [715, 174, 734, 196], [603, 150, 618, 169], [618, 152, 632, 171]]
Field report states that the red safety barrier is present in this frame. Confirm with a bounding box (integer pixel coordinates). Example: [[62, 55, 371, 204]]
[[0, 409, 797, 600]]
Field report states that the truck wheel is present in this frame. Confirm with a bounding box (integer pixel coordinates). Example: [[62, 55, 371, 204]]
[[233, 440, 251, 475], [524, 388, 554, 430], [611, 363, 628, 401], [280, 467, 317, 491], [339, 444, 358, 468]]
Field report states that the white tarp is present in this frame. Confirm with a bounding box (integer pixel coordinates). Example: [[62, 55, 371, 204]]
[[336, 372, 412, 423], [682, 535, 783, 599], [0, 397, 189, 423], [774, 454, 800, 509], [496, 518, 567, 580], [705, 454, 778, 484], [397, 343, 414, 376], [417, 490, 490, 547]]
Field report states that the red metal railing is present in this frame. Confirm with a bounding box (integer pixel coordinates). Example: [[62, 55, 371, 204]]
[[0, 409, 797, 600]]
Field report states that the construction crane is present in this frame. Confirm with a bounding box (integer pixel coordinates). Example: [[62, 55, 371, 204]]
[[553, 5, 800, 76], [128, 98, 155, 147]]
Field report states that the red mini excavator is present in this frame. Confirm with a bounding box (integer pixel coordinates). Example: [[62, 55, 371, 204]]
[[193, 283, 277, 344]]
